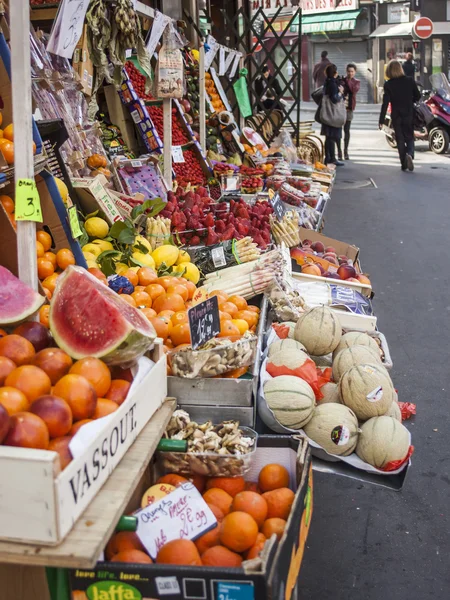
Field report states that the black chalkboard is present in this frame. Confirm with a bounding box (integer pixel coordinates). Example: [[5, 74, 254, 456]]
[[188, 296, 221, 350], [270, 192, 286, 220]]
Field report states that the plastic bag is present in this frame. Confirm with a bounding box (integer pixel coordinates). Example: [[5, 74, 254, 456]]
[[270, 130, 297, 162], [156, 28, 184, 99]]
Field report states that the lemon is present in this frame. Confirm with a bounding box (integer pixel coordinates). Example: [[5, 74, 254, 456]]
[[82, 243, 102, 257], [86, 260, 99, 269], [85, 217, 109, 239], [91, 239, 114, 252], [133, 235, 152, 253], [54, 177, 69, 204], [83, 251, 98, 262], [132, 251, 156, 269], [151, 245, 179, 268], [176, 249, 191, 265], [175, 262, 200, 284], [115, 262, 129, 275]]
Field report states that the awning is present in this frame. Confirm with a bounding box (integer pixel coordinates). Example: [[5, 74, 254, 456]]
[[370, 23, 413, 38], [301, 9, 362, 34]]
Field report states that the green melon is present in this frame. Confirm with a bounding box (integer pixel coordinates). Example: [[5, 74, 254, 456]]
[[294, 306, 342, 356], [356, 416, 410, 468], [339, 363, 394, 421], [332, 345, 382, 382], [303, 403, 360, 456], [264, 375, 315, 430]]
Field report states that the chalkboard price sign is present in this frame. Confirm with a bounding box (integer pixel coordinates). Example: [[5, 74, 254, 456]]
[[270, 192, 286, 220], [188, 296, 221, 349]]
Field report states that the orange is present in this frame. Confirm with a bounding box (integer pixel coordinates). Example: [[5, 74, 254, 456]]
[[5, 365, 51, 403], [170, 323, 191, 347], [156, 539, 202, 566], [3, 123, 13, 142], [206, 477, 245, 498], [0, 356, 16, 386], [167, 284, 188, 302], [171, 311, 188, 326], [0, 194, 13, 214], [37, 258, 55, 280], [36, 241, 45, 258], [0, 139, 14, 164], [48, 436, 73, 470], [235, 310, 257, 328], [245, 481, 261, 493], [112, 550, 153, 564], [43, 251, 57, 268], [30, 395, 73, 438], [131, 291, 152, 308], [247, 305, 260, 314], [207, 503, 225, 522], [261, 518, 286, 541], [56, 248, 75, 270], [157, 276, 180, 290], [157, 474, 188, 487], [105, 379, 131, 406], [0, 334, 35, 366], [195, 523, 221, 555], [228, 295, 248, 311], [105, 531, 148, 561], [36, 230, 52, 252], [258, 464, 290, 492], [0, 386, 29, 415], [33, 348, 73, 385], [53, 374, 97, 421], [183, 280, 196, 300], [120, 294, 136, 307], [69, 357, 111, 397], [231, 491, 268, 527], [217, 320, 241, 339], [191, 474, 206, 493], [153, 293, 185, 314], [140, 307, 157, 319], [201, 545, 243, 567], [219, 311, 232, 321], [3, 411, 49, 449], [42, 273, 59, 294], [210, 290, 228, 302], [245, 532, 266, 559], [157, 315, 173, 336], [203, 488, 233, 516], [93, 398, 118, 419], [137, 267, 158, 286], [219, 301, 239, 317], [221, 367, 249, 379], [231, 319, 249, 335], [219, 511, 258, 553], [87, 267, 107, 283], [134, 285, 145, 292], [0, 112, 3, 126], [70, 419, 92, 436], [149, 316, 171, 341], [39, 305, 50, 327], [122, 269, 139, 287], [0, 329, 7, 338], [145, 283, 165, 301], [261, 488, 295, 520], [158, 309, 175, 319]]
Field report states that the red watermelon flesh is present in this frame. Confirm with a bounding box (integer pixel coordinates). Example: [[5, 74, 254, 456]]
[[0, 266, 45, 326], [50, 266, 156, 366]]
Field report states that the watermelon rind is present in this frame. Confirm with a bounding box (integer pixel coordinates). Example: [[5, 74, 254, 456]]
[[0, 266, 45, 326], [50, 266, 156, 365]]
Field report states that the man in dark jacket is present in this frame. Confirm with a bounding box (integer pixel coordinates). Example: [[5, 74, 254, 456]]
[[255, 65, 282, 111], [313, 51, 331, 89], [338, 63, 361, 160], [402, 53, 415, 78]]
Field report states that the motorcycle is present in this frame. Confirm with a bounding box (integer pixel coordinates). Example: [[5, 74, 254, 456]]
[[383, 73, 450, 154]]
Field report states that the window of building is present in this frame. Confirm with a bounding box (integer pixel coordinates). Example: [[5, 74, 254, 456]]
[[385, 38, 413, 63]]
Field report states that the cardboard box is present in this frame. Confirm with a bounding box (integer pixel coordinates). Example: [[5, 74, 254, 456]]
[[72, 175, 124, 225], [104, 84, 140, 155], [72, 25, 93, 97], [69, 436, 313, 600]]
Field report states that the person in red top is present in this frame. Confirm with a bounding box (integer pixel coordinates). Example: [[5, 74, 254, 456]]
[[338, 63, 361, 161]]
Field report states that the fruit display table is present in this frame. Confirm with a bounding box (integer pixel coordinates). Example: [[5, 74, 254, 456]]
[[0, 399, 176, 600]]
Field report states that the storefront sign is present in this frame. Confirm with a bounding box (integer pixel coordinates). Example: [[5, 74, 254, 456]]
[[388, 4, 410, 24], [299, 0, 357, 15]]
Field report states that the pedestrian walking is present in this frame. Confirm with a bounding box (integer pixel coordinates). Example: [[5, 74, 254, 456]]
[[321, 64, 345, 166], [338, 63, 361, 161], [379, 60, 421, 171], [313, 51, 331, 89], [402, 53, 415, 78]]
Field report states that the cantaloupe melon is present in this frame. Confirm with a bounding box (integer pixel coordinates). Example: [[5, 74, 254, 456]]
[[284, 322, 296, 339], [333, 331, 379, 358], [339, 363, 394, 421], [264, 375, 315, 430], [385, 401, 402, 422], [319, 382, 341, 404], [332, 345, 381, 382], [294, 306, 342, 356], [267, 349, 312, 378], [356, 416, 410, 468], [268, 338, 306, 357], [303, 403, 360, 456]]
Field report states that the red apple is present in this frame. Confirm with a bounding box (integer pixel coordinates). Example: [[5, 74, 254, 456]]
[[337, 264, 357, 280]]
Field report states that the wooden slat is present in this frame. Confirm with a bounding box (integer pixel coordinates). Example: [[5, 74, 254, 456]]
[[0, 399, 176, 568], [0, 564, 51, 600], [30, 7, 59, 22]]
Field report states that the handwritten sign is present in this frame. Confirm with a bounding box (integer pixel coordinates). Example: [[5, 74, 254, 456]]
[[188, 296, 220, 349], [171, 146, 185, 163], [68, 206, 82, 238], [15, 179, 43, 223], [135, 482, 217, 559], [191, 286, 209, 306], [47, 0, 90, 59], [270, 192, 286, 220]]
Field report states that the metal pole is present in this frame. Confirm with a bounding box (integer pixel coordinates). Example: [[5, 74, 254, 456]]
[[11, 0, 38, 290], [296, 8, 302, 147], [199, 44, 206, 151], [163, 98, 173, 189]]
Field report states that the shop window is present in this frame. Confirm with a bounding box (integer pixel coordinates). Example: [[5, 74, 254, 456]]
[[432, 39, 443, 74], [385, 38, 414, 62]]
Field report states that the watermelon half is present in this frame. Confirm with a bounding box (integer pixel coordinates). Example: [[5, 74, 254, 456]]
[[50, 266, 156, 366], [0, 266, 45, 326]]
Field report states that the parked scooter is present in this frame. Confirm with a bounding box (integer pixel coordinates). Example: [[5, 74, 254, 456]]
[[383, 73, 450, 154]]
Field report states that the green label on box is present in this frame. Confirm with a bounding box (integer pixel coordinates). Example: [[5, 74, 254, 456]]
[[15, 178, 43, 223], [87, 581, 142, 600], [69, 206, 83, 239]]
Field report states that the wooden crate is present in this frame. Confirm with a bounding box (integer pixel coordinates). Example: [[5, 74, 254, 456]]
[[0, 355, 168, 545]]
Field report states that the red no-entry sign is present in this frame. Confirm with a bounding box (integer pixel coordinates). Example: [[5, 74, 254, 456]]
[[413, 17, 434, 40]]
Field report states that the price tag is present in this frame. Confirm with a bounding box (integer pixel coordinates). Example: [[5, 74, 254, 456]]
[[225, 176, 239, 191], [172, 146, 185, 163], [188, 296, 220, 350], [68, 206, 82, 239], [191, 286, 209, 306], [270, 192, 285, 220], [217, 581, 255, 600], [131, 160, 143, 168], [135, 482, 218, 559], [268, 188, 275, 200], [15, 179, 43, 223]]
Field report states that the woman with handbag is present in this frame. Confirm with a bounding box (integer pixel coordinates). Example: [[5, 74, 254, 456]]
[[320, 64, 346, 166]]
